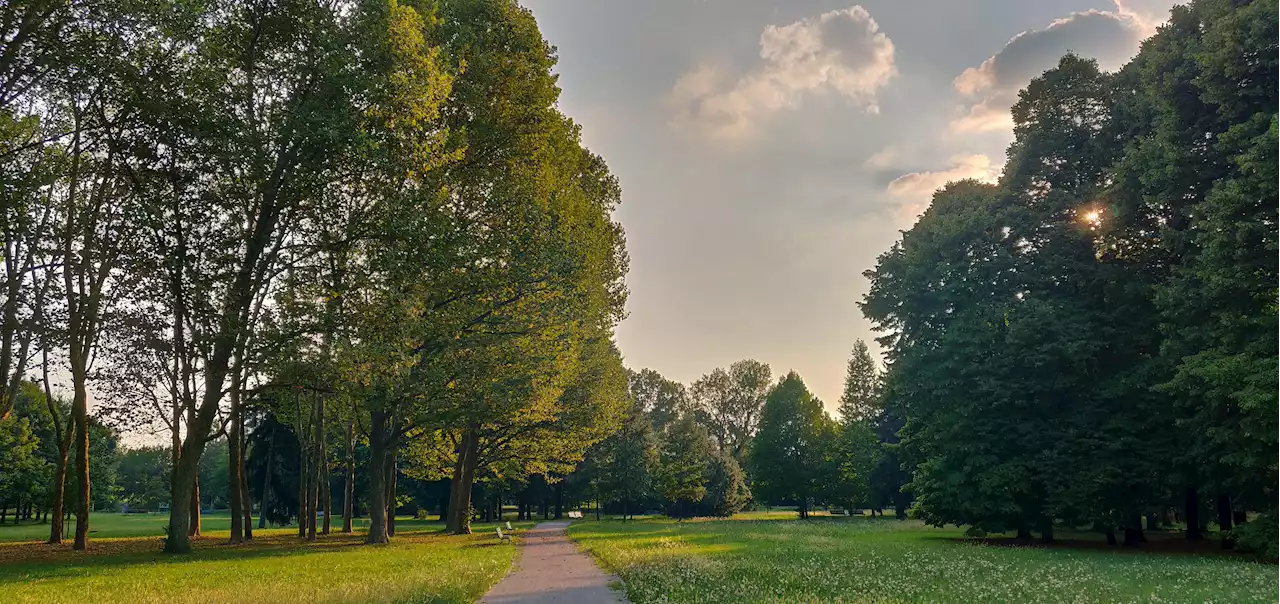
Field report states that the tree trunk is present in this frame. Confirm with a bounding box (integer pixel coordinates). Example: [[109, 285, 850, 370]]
[[228, 379, 244, 543], [47, 445, 69, 544], [1105, 529, 1117, 546], [343, 421, 354, 533], [1016, 525, 1032, 541], [553, 482, 563, 519], [385, 451, 397, 537], [1216, 493, 1233, 532], [1123, 515, 1144, 546], [307, 395, 320, 542], [165, 448, 201, 553], [1185, 487, 1203, 540], [1040, 522, 1054, 544], [446, 429, 478, 534], [258, 429, 274, 530], [322, 460, 332, 535], [189, 474, 201, 536], [240, 412, 253, 539], [72, 378, 90, 551], [364, 411, 393, 544], [1145, 514, 1159, 531]]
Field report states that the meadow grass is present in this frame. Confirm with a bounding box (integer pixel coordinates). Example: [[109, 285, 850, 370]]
[[567, 514, 1278, 604], [0, 512, 532, 604]]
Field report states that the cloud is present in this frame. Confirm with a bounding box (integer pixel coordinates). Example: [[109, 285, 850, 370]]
[[886, 154, 999, 221], [1113, 0, 1178, 35], [949, 5, 1151, 134], [669, 5, 895, 139], [863, 146, 899, 170]]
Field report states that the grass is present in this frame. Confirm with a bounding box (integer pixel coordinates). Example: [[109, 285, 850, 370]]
[[0, 511, 533, 604], [567, 513, 1278, 604]]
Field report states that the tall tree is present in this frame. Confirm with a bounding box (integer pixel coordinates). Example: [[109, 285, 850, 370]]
[[655, 415, 712, 519], [837, 341, 878, 424], [748, 372, 837, 519]]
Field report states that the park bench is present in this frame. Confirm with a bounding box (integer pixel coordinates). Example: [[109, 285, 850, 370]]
[[566, 510, 582, 519], [496, 527, 511, 544]]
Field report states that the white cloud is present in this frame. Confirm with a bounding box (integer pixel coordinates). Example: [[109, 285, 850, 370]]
[[1113, 0, 1178, 36], [669, 5, 896, 139], [863, 145, 899, 170], [948, 4, 1153, 134], [886, 154, 999, 221]]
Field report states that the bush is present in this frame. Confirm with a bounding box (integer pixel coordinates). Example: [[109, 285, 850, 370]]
[[414, 509, 430, 520], [1231, 513, 1277, 561]]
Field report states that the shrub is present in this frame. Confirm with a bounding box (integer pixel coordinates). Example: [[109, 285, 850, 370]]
[[1231, 513, 1277, 561]]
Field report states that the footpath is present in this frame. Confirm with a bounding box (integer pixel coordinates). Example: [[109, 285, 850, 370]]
[[480, 521, 626, 604]]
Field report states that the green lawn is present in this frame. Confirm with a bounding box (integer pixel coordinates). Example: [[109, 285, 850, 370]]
[[0, 512, 532, 604], [567, 514, 1278, 604]]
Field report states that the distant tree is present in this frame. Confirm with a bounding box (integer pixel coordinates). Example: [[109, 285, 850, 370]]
[[629, 368, 689, 435], [116, 447, 170, 511], [749, 372, 837, 519], [655, 416, 712, 519], [700, 450, 750, 517], [601, 401, 659, 520], [837, 341, 879, 424], [0, 415, 49, 521], [692, 360, 771, 462]]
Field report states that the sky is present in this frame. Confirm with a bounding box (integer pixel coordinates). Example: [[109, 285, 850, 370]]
[[521, 0, 1178, 411]]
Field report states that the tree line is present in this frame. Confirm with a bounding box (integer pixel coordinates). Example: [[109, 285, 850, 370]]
[[1, 0, 628, 553], [862, 0, 1276, 556], [571, 352, 909, 522]]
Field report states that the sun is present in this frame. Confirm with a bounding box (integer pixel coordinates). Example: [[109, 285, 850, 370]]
[[1081, 209, 1103, 225]]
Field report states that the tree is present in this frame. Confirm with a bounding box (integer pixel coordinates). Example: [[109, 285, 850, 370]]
[[116, 447, 171, 512], [837, 341, 878, 424], [700, 450, 749, 517], [0, 415, 50, 522], [748, 372, 836, 519], [655, 416, 712, 519], [629, 369, 689, 435], [691, 359, 771, 462], [599, 400, 659, 520]]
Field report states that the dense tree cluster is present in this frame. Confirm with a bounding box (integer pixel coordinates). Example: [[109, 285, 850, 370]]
[[863, 0, 1276, 554], [2, 0, 629, 552]]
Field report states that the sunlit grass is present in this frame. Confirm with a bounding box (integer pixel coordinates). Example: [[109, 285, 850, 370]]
[[0, 512, 532, 604], [567, 515, 1277, 604]]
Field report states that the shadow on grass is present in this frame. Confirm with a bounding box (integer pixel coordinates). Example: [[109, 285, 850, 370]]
[[0, 524, 530, 588]]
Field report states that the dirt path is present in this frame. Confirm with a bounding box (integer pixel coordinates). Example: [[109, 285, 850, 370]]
[[480, 521, 626, 604]]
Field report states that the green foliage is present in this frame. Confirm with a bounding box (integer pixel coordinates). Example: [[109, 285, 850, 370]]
[[837, 340, 879, 424], [599, 401, 659, 517], [116, 448, 171, 512], [747, 372, 838, 518], [1231, 514, 1278, 562], [699, 450, 749, 517], [655, 416, 712, 515], [0, 415, 50, 510]]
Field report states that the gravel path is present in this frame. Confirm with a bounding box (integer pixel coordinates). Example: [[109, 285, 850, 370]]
[[480, 521, 626, 604]]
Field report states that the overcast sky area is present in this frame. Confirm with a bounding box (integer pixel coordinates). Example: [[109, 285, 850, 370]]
[[521, 0, 1179, 410]]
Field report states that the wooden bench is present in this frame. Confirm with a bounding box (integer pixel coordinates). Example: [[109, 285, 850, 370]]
[[566, 511, 582, 519], [496, 527, 511, 543]]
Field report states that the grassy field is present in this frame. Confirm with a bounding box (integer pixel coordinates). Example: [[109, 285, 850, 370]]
[[567, 514, 1278, 604], [0, 512, 531, 604]]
